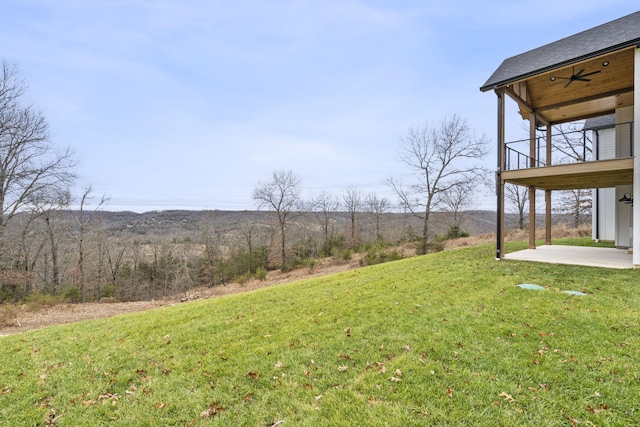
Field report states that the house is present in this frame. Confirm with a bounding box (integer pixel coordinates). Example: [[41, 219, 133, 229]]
[[584, 114, 633, 246], [480, 11, 640, 267]]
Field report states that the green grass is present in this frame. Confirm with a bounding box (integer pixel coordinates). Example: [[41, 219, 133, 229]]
[[1, 239, 639, 426]]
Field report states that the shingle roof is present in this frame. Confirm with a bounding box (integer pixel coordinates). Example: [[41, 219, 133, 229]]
[[480, 11, 640, 92], [583, 114, 615, 130]]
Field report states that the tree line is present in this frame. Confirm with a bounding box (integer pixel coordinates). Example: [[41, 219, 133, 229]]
[[0, 59, 589, 305]]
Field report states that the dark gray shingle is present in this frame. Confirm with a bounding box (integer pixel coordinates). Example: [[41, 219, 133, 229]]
[[583, 114, 615, 130], [480, 11, 640, 92]]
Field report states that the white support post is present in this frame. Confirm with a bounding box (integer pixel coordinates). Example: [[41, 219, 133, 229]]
[[633, 47, 640, 267]]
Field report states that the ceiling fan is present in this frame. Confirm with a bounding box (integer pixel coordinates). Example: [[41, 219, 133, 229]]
[[554, 66, 601, 88]]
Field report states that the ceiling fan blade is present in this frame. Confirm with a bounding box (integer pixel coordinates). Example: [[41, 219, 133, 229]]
[[564, 79, 573, 88], [575, 78, 591, 82], [579, 70, 601, 78], [573, 69, 586, 78]]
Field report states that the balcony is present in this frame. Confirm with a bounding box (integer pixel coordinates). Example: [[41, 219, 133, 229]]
[[501, 122, 634, 191]]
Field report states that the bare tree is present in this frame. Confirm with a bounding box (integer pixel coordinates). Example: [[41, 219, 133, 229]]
[[71, 186, 108, 301], [252, 170, 302, 269], [504, 183, 528, 230], [0, 61, 76, 266], [550, 123, 593, 226], [365, 192, 391, 243], [440, 182, 474, 235], [310, 191, 340, 256], [387, 115, 489, 254], [33, 189, 71, 294], [556, 189, 592, 228], [3, 212, 44, 297], [343, 186, 365, 242], [551, 122, 592, 162]]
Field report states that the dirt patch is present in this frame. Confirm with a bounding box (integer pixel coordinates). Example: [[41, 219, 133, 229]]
[[0, 257, 361, 337]]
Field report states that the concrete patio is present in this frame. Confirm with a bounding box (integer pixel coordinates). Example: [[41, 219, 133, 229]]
[[503, 245, 634, 269]]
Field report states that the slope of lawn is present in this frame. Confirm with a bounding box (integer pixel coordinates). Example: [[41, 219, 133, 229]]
[[1, 240, 639, 426]]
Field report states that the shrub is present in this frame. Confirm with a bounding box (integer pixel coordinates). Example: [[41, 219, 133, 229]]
[[427, 235, 447, 253], [0, 304, 18, 328], [254, 267, 268, 281], [235, 272, 253, 285], [446, 226, 469, 239], [304, 258, 316, 272], [362, 247, 404, 266], [25, 291, 64, 311], [0, 288, 16, 304], [63, 286, 82, 303], [100, 284, 117, 299], [339, 249, 353, 261]]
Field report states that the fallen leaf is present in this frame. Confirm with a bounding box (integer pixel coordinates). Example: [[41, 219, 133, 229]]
[[155, 403, 166, 409], [395, 369, 403, 378], [200, 402, 226, 418], [499, 392, 516, 403], [246, 372, 260, 380], [389, 376, 402, 382], [274, 361, 282, 369], [587, 404, 609, 414], [338, 365, 348, 372]]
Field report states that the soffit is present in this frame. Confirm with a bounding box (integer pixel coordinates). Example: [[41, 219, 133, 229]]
[[508, 47, 634, 124]]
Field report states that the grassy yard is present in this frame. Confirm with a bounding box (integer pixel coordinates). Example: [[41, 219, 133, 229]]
[[1, 239, 639, 426]]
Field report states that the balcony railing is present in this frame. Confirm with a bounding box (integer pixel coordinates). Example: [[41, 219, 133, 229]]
[[503, 121, 633, 171]]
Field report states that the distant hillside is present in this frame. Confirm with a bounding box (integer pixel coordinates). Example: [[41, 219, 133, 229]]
[[81, 209, 501, 237]]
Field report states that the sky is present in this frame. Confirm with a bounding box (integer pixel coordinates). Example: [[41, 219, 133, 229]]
[[1, 1, 638, 212]]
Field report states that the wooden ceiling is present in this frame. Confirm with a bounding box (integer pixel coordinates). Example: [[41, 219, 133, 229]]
[[506, 47, 635, 125]]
